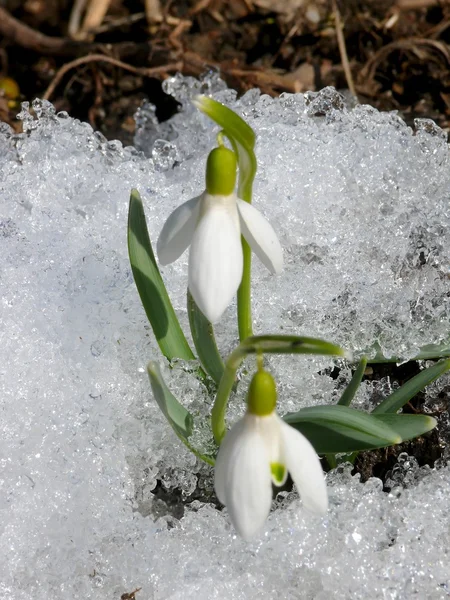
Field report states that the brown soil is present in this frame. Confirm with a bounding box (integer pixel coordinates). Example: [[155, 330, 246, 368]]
[[2, 0, 450, 143]]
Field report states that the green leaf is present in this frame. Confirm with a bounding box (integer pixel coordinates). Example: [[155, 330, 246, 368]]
[[373, 414, 437, 442], [283, 405, 402, 453], [238, 335, 349, 360], [147, 361, 215, 466], [147, 361, 193, 440], [372, 358, 450, 414], [337, 356, 368, 406], [414, 343, 450, 360], [367, 341, 450, 363], [128, 189, 195, 361], [327, 357, 368, 466], [325, 453, 338, 469], [192, 96, 256, 200], [187, 291, 224, 385]]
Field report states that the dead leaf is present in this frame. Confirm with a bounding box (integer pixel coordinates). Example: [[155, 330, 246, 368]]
[[283, 62, 315, 92]]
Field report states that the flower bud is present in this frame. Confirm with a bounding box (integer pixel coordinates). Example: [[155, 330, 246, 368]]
[[247, 369, 277, 416], [205, 146, 237, 196]]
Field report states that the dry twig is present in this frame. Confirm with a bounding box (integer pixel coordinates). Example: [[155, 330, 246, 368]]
[[81, 0, 112, 37], [168, 19, 193, 51], [90, 12, 147, 34], [189, 0, 213, 16], [42, 54, 182, 100], [331, 0, 357, 99], [68, 0, 89, 39], [0, 6, 80, 55], [0, 6, 156, 60], [145, 0, 163, 23], [396, 0, 441, 9], [359, 37, 450, 87]]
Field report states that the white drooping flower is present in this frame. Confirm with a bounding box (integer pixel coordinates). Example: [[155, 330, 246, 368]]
[[156, 146, 283, 323], [214, 369, 328, 540]]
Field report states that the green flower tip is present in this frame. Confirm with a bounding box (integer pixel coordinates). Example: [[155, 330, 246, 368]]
[[270, 462, 286, 485], [205, 146, 237, 196], [247, 369, 277, 416]]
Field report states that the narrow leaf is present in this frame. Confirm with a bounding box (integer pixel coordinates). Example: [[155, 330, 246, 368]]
[[325, 454, 338, 469], [192, 95, 256, 199], [147, 362, 215, 465], [372, 358, 450, 414], [368, 341, 450, 363], [283, 405, 401, 453], [187, 290, 224, 384], [337, 356, 368, 406], [128, 189, 195, 361], [414, 343, 450, 360], [328, 357, 368, 467], [239, 335, 349, 360], [212, 335, 348, 444], [373, 414, 437, 441]]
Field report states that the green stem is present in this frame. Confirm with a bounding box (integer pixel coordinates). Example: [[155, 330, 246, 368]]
[[234, 148, 254, 342], [225, 137, 255, 343], [211, 334, 347, 445], [325, 454, 337, 469], [211, 346, 245, 444], [237, 238, 252, 341], [337, 356, 367, 407]]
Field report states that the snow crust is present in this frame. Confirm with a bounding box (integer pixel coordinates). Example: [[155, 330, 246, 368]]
[[1, 76, 449, 598]]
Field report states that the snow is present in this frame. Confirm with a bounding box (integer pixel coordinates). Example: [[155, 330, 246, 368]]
[[1, 76, 449, 599]]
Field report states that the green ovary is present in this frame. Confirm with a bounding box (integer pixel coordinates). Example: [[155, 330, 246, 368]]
[[205, 146, 237, 196]]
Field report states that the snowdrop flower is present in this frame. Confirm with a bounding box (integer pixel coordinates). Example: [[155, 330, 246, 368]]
[[214, 368, 328, 540], [157, 145, 283, 323]]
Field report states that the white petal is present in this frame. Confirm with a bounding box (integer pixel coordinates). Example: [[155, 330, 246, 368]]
[[214, 417, 248, 504], [188, 204, 243, 323], [279, 418, 328, 515], [255, 412, 287, 486], [156, 195, 201, 265], [236, 198, 283, 274], [257, 412, 283, 459], [214, 415, 273, 540]]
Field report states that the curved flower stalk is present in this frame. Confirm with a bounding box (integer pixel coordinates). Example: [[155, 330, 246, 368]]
[[214, 367, 328, 540], [157, 145, 283, 323]]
